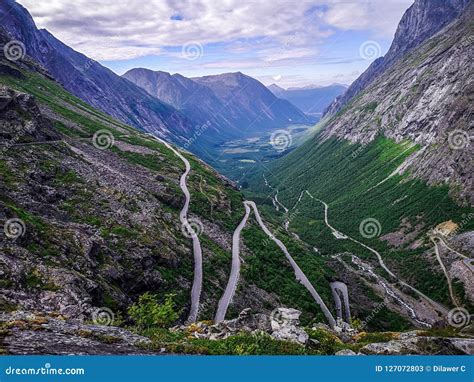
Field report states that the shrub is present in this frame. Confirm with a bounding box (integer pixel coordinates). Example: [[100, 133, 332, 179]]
[[128, 292, 179, 329]]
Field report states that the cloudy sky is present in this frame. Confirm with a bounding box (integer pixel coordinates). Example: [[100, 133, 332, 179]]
[[17, 0, 413, 88]]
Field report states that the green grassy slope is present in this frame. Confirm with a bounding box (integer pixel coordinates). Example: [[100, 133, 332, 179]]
[[244, 135, 473, 308]]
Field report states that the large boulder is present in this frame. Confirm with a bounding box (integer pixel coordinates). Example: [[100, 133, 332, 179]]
[[270, 308, 309, 345], [186, 308, 272, 340]]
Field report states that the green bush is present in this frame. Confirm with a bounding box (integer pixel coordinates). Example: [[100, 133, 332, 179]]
[[128, 292, 179, 329]]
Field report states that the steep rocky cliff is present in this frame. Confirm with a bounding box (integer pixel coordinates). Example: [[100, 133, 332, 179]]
[[322, 2, 473, 203], [325, 0, 470, 116], [244, 0, 473, 336]]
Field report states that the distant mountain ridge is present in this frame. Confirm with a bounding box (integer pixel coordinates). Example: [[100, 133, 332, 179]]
[[123, 68, 312, 143], [0, 0, 193, 142], [325, 0, 470, 116], [267, 83, 347, 115]]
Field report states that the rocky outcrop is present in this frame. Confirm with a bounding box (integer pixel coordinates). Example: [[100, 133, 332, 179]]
[[173, 309, 473, 355], [270, 308, 309, 344], [360, 331, 474, 355], [335, 349, 357, 356], [325, 0, 470, 116], [180, 308, 310, 345], [0, 86, 60, 145], [0, 311, 152, 355]]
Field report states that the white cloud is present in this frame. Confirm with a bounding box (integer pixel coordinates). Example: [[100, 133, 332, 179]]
[[17, 0, 412, 61], [324, 0, 414, 37]]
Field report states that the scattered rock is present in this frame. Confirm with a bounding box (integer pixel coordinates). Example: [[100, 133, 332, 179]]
[[0, 311, 152, 355], [360, 336, 474, 355], [335, 349, 357, 356]]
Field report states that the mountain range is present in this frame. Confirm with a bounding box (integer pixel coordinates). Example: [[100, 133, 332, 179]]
[[0, 0, 314, 160], [0, 0, 196, 143], [123, 69, 312, 145], [267, 83, 347, 116]]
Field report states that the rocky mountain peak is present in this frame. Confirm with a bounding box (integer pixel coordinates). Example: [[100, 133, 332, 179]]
[[325, 0, 470, 116]]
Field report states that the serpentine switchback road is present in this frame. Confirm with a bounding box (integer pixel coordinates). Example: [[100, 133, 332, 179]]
[[308, 193, 448, 316], [215, 203, 251, 322], [245, 201, 337, 327], [215, 201, 336, 327], [151, 135, 203, 323], [330, 281, 351, 323]]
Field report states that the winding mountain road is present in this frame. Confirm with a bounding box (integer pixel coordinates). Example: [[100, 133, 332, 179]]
[[245, 201, 337, 327], [436, 235, 469, 260], [430, 236, 461, 307], [150, 135, 203, 323], [215, 201, 336, 327], [215, 203, 251, 322], [330, 281, 351, 323], [308, 193, 448, 315]]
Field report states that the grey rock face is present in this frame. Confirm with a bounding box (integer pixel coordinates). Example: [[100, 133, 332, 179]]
[[0, 311, 152, 355], [0, 86, 60, 144], [360, 336, 474, 355], [270, 308, 309, 344], [325, 0, 470, 116], [335, 349, 357, 356]]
